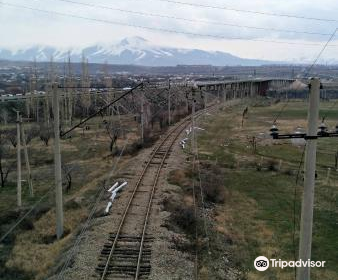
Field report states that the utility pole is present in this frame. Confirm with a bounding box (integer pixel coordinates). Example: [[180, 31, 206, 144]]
[[141, 83, 144, 143], [20, 116, 33, 197], [168, 79, 171, 126], [16, 111, 22, 207], [270, 78, 336, 279], [191, 88, 196, 155], [223, 87, 227, 104], [297, 78, 320, 280], [53, 83, 64, 239]]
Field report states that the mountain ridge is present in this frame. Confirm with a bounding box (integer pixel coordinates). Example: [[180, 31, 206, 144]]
[[0, 37, 277, 66]]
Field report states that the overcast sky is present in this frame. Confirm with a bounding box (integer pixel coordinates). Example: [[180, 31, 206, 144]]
[[1, 0, 338, 62]]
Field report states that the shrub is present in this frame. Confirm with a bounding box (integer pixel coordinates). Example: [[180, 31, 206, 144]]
[[113, 140, 143, 156], [167, 169, 189, 187], [266, 159, 279, 171], [204, 183, 226, 204], [170, 235, 195, 253], [171, 204, 196, 234], [202, 171, 226, 204]]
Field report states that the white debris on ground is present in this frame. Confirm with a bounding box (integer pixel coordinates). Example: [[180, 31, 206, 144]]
[[180, 126, 206, 149], [104, 202, 112, 213], [107, 182, 119, 192], [104, 181, 128, 214], [179, 138, 189, 149]]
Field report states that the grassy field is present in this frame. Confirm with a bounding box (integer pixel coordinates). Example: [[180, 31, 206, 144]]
[[194, 100, 338, 279]]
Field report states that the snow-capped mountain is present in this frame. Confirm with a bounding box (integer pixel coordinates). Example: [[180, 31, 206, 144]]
[[0, 37, 275, 66]]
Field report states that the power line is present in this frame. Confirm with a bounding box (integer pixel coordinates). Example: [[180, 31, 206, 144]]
[[60, 82, 144, 137], [44, 0, 332, 37], [306, 28, 338, 76], [196, 142, 211, 253], [320, 98, 338, 124], [272, 28, 338, 124], [0, 187, 53, 243], [58, 135, 130, 279], [146, 0, 338, 23], [1, 2, 336, 47], [292, 145, 306, 280]]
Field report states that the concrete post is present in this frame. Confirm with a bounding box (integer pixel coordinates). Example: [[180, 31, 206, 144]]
[[191, 89, 196, 155], [20, 116, 33, 197], [53, 83, 64, 239], [297, 78, 320, 280], [141, 85, 144, 143], [16, 111, 22, 207], [168, 79, 171, 126]]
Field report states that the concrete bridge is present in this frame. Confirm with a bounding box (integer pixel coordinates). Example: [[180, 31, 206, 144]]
[[196, 78, 295, 98], [0, 78, 295, 103]]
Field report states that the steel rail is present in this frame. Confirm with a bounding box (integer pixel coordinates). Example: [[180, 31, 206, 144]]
[[100, 105, 213, 280], [100, 116, 192, 279], [134, 116, 189, 279]]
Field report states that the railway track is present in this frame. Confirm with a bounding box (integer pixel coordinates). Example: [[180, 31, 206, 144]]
[[96, 106, 214, 280]]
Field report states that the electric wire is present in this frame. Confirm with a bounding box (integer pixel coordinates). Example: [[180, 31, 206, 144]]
[[195, 140, 211, 278], [191, 157, 199, 280], [189, 94, 199, 279], [57, 133, 130, 279], [0, 187, 54, 243], [0, 2, 336, 47], [60, 83, 144, 137], [292, 145, 306, 280], [320, 86, 338, 123], [306, 28, 338, 76], [44, 0, 332, 37], [58, 81, 152, 278], [272, 28, 338, 124], [144, 0, 338, 23]]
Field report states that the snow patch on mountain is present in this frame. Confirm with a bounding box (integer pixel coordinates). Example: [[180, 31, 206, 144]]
[[0, 36, 277, 66]]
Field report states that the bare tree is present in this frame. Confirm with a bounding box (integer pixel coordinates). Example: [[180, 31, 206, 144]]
[[24, 125, 39, 145], [0, 109, 8, 125], [39, 124, 52, 146], [0, 131, 14, 188], [62, 163, 74, 193], [242, 106, 249, 127], [6, 129, 17, 148], [104, 120, 120, 153]]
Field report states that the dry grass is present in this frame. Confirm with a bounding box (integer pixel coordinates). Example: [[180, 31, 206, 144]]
[[196, 101, 338, 279], [0, 115, 141, 279], [6, 208, 87, 280], [214, 190, 258, 244], [3, 150, 125, 279], [167, 169, 191, 187]]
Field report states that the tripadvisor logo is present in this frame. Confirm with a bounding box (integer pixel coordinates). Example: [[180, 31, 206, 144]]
[[254, 256, 269, 271], [254, 256, 326, 271]]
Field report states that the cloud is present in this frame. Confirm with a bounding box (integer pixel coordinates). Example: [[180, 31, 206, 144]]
[[1, 0, 338, 62]]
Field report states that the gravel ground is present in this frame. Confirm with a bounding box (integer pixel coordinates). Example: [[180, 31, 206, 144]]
[[48, 127, 194, 280], [48, 146, 154, 280], [49, 103, 244, 280], [148, 136, 195, 280], [48, 128, 196, 280]]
